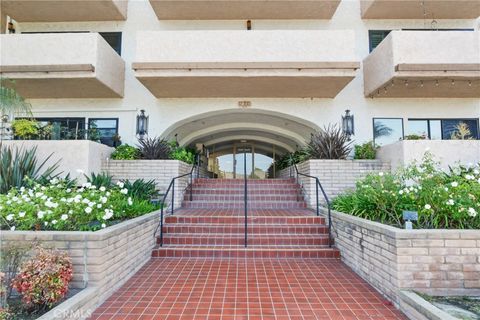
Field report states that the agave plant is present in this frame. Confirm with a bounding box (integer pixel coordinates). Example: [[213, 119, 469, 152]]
[[85, 172, 113, 188], [308, 124, 353, 160], [0, 144, 59, 193], [121, 179, 158, 200], [137, 137, 171, 160]]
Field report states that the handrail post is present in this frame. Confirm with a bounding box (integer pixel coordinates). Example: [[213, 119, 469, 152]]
[[171, 179, 175, 214], [244, 148, 248, 248], [315, 180, 319, 217], [159, 207, 164, 247]]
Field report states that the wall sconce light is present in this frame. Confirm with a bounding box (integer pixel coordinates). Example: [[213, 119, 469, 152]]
[[174, 133, 179, 147], [342, 109, 354, 140], [7, 20, 15, 34], [246, 20, 252, 30], [136, 109, 149, 140]]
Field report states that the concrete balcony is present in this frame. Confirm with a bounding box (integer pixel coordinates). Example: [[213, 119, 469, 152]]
[[148, 0, 340, 20], [0, 33, 125, 98], [1, 0, 127, 22], [363, 31, 480, 98], [132, 30, 359, 98], [361, 0, 480, 19]]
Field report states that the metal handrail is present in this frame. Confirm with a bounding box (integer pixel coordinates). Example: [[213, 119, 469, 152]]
[[154, 155, 199, 246], [292, 163, 333, 248], [243, 148, 248, 248]]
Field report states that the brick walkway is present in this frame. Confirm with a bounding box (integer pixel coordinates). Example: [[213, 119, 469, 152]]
[[90, 258, 407, 320]]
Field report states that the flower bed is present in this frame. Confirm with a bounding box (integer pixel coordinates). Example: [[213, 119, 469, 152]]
[[0, 179, 159, 231], [332, 154, 480, 229]]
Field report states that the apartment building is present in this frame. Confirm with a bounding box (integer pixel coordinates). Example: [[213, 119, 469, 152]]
[[0, 0, 479, 177]]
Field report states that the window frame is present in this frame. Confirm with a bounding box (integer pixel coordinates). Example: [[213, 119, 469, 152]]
[[408, 118, 480, 140], [372, 117, 405, 147], [88, 117, 119, 147]]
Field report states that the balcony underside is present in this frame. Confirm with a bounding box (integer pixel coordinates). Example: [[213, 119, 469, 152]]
[[149, 0, 340, 19], [134, 66, 358, 98], [1, 72, 124, 99], [0, 0, 127, 22], [361, 0, 480, 19], [369, 72, 480, 98]]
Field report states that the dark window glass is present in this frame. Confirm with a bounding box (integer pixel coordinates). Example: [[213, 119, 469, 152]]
[[373, 118, 404, 146], [88, 118, 119, 147], [35, 117, 86, 140], [99, 32, 122, 55], [407, 119, 479, 140], [368, 30, 391, 52]]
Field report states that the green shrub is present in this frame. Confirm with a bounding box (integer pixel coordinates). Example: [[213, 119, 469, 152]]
[[11, 119, 39, 140], [111, 144, 139, 160], [120, 179, 158, 201], [354, 141, 377, 160], [169, 142, 196, 164], [85, 172, 113, 188], [404, 134, 426, 140], [332, 153, 480, 229], [0, 145, 59, 194], [0, 179, 159, 231], [275, 149, 310, 171]]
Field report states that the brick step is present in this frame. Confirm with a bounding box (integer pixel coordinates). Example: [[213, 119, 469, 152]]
[[151, 246, 340, 259], [159, 234, 331, 246], [182, 201, 307, 209], [184, 195, 302, 201], [163, 224, 329, 234], [193, 179, 295, 184], [165, 216, 325, 224], [189, 189, 302, 195]]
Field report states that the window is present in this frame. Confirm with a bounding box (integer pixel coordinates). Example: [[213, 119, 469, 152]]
[[369, 30, 391, 52], [373, 118, 404, 146], [407, 119, 479, 140], [88, 118, 119, 147], [21, 31, 122, 55], [35, 117, 86, 140]]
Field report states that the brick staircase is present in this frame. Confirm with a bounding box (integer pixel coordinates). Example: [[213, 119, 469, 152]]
[[152, 178, 339, 259]]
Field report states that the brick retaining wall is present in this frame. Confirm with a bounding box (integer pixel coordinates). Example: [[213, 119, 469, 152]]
[[330, 210, 480, 304], [0, 211, 159, 318]]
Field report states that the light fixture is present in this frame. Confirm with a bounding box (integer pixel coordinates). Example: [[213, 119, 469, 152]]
[[342, 109, 355, 140], [174, 133, 179, 147], [246, 20, 252, 30], [7, 20, 15, 34], [136, 109, 149, 140], [435, 80, 439, 87]]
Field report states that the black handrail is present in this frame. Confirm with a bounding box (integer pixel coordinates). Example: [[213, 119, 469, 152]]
[[243, 148, 248, 248], [291, 163, 333, 248], [154, 155, 199, 246]]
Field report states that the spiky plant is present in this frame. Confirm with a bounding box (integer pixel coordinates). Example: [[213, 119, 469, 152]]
[[85, 172, 113, 188], [308, 124, 353, 159], [121, 179, 158, 200], [137, 137, 171, 160], [0, 144, 59, 193]]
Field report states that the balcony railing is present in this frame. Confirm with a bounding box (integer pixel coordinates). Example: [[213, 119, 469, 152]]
[[361, 0, 480, 19], [132, 30, 360, 98], [363, 31, 480, 98], [149, 0, 340, 20], [0, 33, 125, 98], [1, 0, 127, 22]]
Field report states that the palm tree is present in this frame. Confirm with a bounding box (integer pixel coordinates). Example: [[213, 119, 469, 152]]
[[373, 122, 393, 139], [0, 78, 32, 141]]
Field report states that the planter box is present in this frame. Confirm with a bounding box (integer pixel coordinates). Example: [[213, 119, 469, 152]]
[[103, 159, 193, 209], [278, 159, 390, 207], [377, 140, 480, 171], [0, 211, 159, 318], [330, 210, 480, 305], [1, 140, 113, 183]]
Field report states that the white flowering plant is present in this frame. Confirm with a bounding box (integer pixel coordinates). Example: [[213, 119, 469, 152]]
[[332, 153, 480, 229], [0, 179, 159, 231]]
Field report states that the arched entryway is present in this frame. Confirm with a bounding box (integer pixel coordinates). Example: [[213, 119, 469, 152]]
[[161, 109, 319, 178]]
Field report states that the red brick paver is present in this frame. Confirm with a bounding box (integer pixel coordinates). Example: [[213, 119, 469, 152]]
[[90, 258, 406, 320]]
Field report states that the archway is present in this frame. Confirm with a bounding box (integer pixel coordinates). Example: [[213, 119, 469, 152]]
[[161, 109, 319, 178]]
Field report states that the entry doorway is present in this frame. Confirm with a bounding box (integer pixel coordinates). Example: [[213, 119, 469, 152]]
[[209, 142, 275, 179]]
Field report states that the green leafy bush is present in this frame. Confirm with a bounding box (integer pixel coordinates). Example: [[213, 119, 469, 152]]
[[12, 247, 72, 311], [121, 179, 158, 201], [404, 134, 426, 140], [11, 119, 39, 140], [332, 154, 480, 229], [275, 149, 310, 171], [169, 142, 196, 164], [0, 179, 159, 231], [354, 141, 377, 160], [85, 172, 113, 188], [0, 145, 59, 194], [111, 144, 139, 160]]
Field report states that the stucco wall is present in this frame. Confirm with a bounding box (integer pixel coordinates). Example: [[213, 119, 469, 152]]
[[14, 1, 479, 147], [1, 140, 113, 183], [280, 160, 390, 207], [102, 160, 193, 209], [0, 211, 159, 319], [330, 210, 480, 305], [377, 140, 480, 171]]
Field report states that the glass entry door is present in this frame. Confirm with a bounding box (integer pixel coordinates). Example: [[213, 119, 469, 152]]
[[234, 144, 254, 179]]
